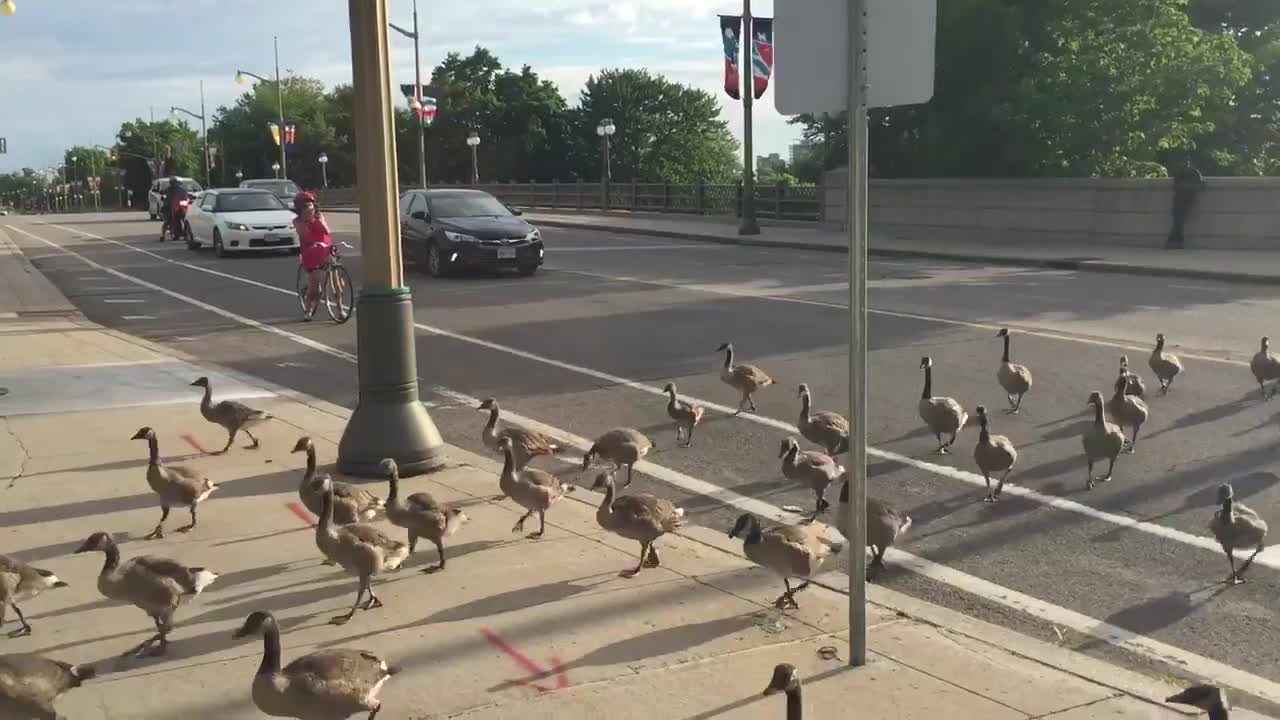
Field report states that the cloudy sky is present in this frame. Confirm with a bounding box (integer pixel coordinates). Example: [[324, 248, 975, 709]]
[[0, 0, 799, 174]]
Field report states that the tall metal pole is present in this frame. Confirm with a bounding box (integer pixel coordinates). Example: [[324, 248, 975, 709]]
[[601, 133, 610, 209], [847, 0, 870, 669], [199, 80, 210, 186], [413, 0, 426, 189], [738, 0, 760, 236], [338, 0, 445, 477], [274, 35, 287, 179]]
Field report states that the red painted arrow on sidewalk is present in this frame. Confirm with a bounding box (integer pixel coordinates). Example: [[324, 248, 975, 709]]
[[481, 628, 569, 692]]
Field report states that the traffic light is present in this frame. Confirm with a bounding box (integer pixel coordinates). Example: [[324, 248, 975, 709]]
[[110, 147, 119, 161]]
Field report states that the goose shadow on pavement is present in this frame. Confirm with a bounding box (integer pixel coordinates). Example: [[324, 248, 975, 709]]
[[682, 663, 854, 720], [1143, 391, 1257, 440], [1075, 585, 1228, 654]]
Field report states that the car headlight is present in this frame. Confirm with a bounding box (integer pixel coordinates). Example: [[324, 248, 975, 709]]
[[525, 228, 541, 241], [226, 221, 251, 232], [444, 230, 479, 243]]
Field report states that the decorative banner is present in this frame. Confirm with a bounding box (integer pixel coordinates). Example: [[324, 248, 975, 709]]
[[420, 96, 437, 127], [719, 15, 742, 100], [751, 17, 774, 99], [268, 121, 281, 146], [284, 123, 297, 146]]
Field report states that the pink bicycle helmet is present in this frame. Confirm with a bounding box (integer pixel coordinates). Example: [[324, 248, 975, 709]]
[[293, 190, 317, 210]]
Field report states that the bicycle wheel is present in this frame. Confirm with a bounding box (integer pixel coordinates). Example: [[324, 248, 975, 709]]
[[295, 265, 310, 314], [324, 263, 355, 324]]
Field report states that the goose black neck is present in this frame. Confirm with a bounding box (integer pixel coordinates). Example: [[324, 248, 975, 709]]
[[722, 346, 734, 369], [800, 391, 811, 416], [501, 446, 514, 478], [1208, 703, 1229, 720], [1093, 402, 1105, 425], [600, 479, 615, 509], [146, 435, 160, 466], [200, 384, 212, 409], [485, 406, 499, 430], [318, 484, 334, 532], [304, 446, 316, 479], [978, 416, 990, 443], [387, 470, 400, 504], [100, 543, 120, 575], [922, 365, 933, 400], [785, 684, 803, 720], [784, 444, 799, 463], [1222, 497, 1234, 517], [258, 621, 282, 676], [1155, 337, 1165, 352], [1001, 334, 1011, 363], [745, 519, 763, 544]]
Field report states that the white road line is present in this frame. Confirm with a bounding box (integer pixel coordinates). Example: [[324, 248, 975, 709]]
[[17, 221, 1280, 703], [120, 315, 158, 320], [102, 299, 145, 304], [551, 244, 726, 252], [27, 220, 1274, 569]]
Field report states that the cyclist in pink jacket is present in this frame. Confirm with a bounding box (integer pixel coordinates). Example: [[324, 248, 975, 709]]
[[293, 191, 332, 321]]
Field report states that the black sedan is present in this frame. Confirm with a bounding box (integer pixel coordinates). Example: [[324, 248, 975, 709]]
[[399, 189, 544, 277]]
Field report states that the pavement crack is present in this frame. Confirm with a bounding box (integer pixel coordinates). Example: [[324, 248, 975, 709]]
[[2, 418, 31, 489]]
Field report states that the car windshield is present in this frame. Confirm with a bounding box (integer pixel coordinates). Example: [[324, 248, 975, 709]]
[[428, 193, 511, 218], [247, 180, 300, 196], [215, 193, 285, 212], [165, 180, 202, 192]]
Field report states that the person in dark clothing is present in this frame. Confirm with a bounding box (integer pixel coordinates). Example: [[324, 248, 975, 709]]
[[159, 176, 189, 240], [1167, 160, 1205, 250]]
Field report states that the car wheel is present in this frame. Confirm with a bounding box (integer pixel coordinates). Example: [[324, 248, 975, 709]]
[[517, 263, 539, 276], [425, 242, 447, 278], [213, 230, 227, 258]]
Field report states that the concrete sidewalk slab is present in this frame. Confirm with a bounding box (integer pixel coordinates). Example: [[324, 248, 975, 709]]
[[0, 224, 82, 318]]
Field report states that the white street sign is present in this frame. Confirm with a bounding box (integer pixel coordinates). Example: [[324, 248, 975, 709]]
[[774, 0, 937, 114]]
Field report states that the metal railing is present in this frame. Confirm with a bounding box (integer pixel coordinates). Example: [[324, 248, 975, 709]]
[[317, 180, 824, 222]]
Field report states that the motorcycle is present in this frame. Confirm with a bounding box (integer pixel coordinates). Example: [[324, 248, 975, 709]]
[[162, 198, 191, 243]]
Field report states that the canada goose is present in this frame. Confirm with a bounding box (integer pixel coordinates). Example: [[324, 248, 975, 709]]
[[477, 398, 560, 468], [131, 427, 218, 540], [1119, 355, 1146, 398], [190, 376, 274, 452], [1082, 391, 1125, 489], [834, 474, 912, 580], [796, 383, 849, 455], [918, 357, 968, 454], [1167, 685, 1229, 720], [581, 428, 653, 488], [292, 437, 383, 525], [73, 531, 218, 657], [314, 477, 409, 625], [591, 472, 685, 577], [0, 554, 68, 637], [1106, 375, 1149, 453], [1250, 336, 1280, 400], [381, 458, 468, 574], [501, 437, 576, 538], [716, 342, 775, 414], [1148, 334, 1183, 394], [995, 328, 1033, 413], [762, 663, 803, 719], [973, 406, 1017, 502], [779, 438, 842, 522], [728, 513, 843, 610], [663, 383, 705, 448], [1208, 483, 1268, 585], [234, 610, 398, 720], [0, 654, 95, 719]]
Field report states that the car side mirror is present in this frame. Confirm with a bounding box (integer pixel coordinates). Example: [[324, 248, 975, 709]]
[[411, 210, 429, 222], [510, 207, 523, 216]]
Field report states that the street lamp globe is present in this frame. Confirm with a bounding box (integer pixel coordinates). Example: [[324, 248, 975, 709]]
[[235, 71, 247, 85], [466, 131, 480, 147], [235, 170, 244, 181], [597, 118, 616, 137], [318, 153, 329, 165], [271, 161, 281, 173], [0, 1, 16, 17]]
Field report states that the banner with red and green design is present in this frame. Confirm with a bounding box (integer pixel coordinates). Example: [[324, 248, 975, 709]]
[[720, 15, 742, 100], [750, 17, 774, 99]]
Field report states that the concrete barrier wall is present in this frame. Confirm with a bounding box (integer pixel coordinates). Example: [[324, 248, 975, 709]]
[[823, 170, 1280, 250]]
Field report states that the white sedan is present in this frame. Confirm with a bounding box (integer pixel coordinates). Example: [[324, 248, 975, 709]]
[[186, 188, 299, 257]]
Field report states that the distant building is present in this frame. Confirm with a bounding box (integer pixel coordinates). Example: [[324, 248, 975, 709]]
[[789, 140, 817, 165], [756, 152, 786, 175]]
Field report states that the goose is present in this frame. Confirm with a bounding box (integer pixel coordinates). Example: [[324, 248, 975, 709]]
[[581, 428, 652, 488], [1208, 483, 1268, 585], [314, 476, 409, 626], [1082, 391, 1126, 489], [591, 472, 685, 577], [1167, 685, 1230, 720], [381, 458, 468, 574], [1119, 355, 1146, 398], [292, 437, 383, 525], [233, 610, 398, 720], [796, 383, 849, 455], [73, 531, 218, 657], [131, 427, 219, 540], [191, 376, 274, 452], [995, 328, 1033, 413], [0, 654, 95, 719], [918, 357, 968, 454], [662, 383, 705, 448], [0, 554, 69, 637], [728, 513, 843, 610], [1148, 334, 1183, 394], [501, 437, 575, 538], [762, 663, 803, 720], [1250, 336, 1280, 400], [779, 437, 842, 522], [477, 398, 560, 468], [834, 474, 912, 580], [716, 342, 775, 415], [973, 406, 1017, 502], [1106, 374, 1149, 453]]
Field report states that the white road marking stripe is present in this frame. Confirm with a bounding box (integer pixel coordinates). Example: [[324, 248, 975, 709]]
[[18, 221, 1280, 703], [120, 315, 158, 320], [551, 244, 725, 252], [102, 299, 145, 303]]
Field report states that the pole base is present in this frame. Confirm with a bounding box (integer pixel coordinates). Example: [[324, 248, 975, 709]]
[[337, 288, 446, 477], [738, 217, 761, 236]]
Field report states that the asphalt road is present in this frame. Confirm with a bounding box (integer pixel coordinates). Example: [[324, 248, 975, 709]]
[[7, 211, 1280, 707]]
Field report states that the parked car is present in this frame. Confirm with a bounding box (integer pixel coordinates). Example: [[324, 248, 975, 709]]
[[147, 176, 203, 220], [185, 188, 299, 257], [399, 188, 543, 277], [238, 178, 301, 203]]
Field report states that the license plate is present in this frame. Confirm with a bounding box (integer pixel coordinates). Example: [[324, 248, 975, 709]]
[[497, 247, 516, 259]]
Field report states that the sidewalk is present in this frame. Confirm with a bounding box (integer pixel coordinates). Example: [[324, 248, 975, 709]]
[[1, 230, 1270, 718], [521, 210, 1280, 286]]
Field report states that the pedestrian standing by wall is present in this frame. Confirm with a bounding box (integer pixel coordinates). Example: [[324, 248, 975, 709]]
[[1167, 160, 1205, 250]]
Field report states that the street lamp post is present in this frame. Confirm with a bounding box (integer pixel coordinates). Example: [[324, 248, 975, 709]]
[[271, 161, 281, 178], [466, 131, 480, 185], [390, 0, 427, 189], [236, 36, 287, 178], [171, 80, 210, 186], [318, 152, 329, 189], [595, 118, 615, 209], [337, 0, 445, 476]]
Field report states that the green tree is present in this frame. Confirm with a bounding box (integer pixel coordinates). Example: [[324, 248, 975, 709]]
[[575, 68, 738, 183], [210, 76, 337, 190], [115, 119, 200, 203]]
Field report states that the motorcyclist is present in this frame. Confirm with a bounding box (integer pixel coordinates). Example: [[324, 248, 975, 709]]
[[160, 175, 189, 240]]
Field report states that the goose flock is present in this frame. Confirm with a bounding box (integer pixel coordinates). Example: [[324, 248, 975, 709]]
[[1, 327, 1273, 718]]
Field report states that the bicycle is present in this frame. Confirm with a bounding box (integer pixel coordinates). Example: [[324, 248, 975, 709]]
[[296, 241, 355, 324]]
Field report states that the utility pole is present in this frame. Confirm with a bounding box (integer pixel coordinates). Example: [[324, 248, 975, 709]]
[[390, 0, 428, 188], [274, 36, 287, 179], [738, 0, 760, 236]]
